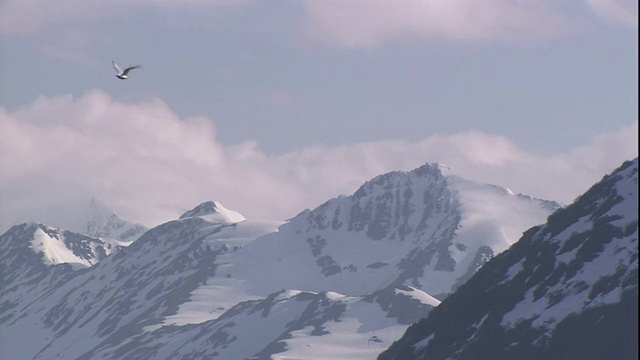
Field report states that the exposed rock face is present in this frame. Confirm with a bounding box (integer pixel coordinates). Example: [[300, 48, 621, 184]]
[[379, 158, 638, 360], [232, 163, 560, 298]]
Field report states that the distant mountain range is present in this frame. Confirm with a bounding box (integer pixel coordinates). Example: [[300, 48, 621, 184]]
[[1, 159, 635, 359]]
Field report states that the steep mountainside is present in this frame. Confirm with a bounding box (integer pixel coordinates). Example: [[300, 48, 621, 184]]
[[0, 163, 562, 360], [0, 205, 261, 359], [0, 223, 130, 327], [379, 158, 638, 360]]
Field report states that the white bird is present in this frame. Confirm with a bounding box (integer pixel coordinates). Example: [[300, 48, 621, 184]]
[[112, 60, 141, 80]]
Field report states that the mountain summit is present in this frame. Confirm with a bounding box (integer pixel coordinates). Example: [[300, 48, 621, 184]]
[[179, 201, 246, 224]]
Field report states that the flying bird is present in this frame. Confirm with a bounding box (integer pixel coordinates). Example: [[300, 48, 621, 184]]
[[112, 60, 141, 80]]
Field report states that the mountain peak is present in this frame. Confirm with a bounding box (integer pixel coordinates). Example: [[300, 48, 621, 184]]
[[353, 162, 448, 200], [416, 162, 450, 176], [179, 201, 246, 224]]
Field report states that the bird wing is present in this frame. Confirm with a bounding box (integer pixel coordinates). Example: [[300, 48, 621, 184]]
[[122, 65, 141, 76], [112, 61, 123, 74]]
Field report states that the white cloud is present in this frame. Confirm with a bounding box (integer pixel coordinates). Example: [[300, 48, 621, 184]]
[[0, 90, 637, 229], [301, 0, 637, 48]]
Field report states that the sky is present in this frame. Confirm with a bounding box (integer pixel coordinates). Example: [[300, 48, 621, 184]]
[[0, 0, 638, 228]]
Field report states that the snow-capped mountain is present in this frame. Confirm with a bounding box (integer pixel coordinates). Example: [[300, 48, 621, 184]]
[[1, 222, 131, 268], [379, 158, 638, 360], [229, 163, 560, 299], [0, 223, 132, 329], [80, 198, 148, 241], [0, 198, 147, 242], [0, 202, 286, 359], [0, 162, 561, 359]]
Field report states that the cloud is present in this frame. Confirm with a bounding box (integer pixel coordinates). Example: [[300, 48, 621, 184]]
[[300, 0, 638, 48], [3, 0, 636, 43], [40, 30, 98, 67], [0, 0, 90, 37], [586, 0, 638, 28], [0, 0, 248, 37], [0, 90, 637, 229], [420, 122, 639, 205]]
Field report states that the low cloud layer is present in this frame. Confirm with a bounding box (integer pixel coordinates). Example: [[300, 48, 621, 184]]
[[1, 90, 637, 228]]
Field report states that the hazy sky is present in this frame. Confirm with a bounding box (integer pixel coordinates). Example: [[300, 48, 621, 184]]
[[0, 0, 638, 227]]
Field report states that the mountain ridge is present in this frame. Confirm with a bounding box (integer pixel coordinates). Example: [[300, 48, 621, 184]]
[[1, 161, 569, 359], [229, 162, 561, 299], [379, 158, 638, 360]]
